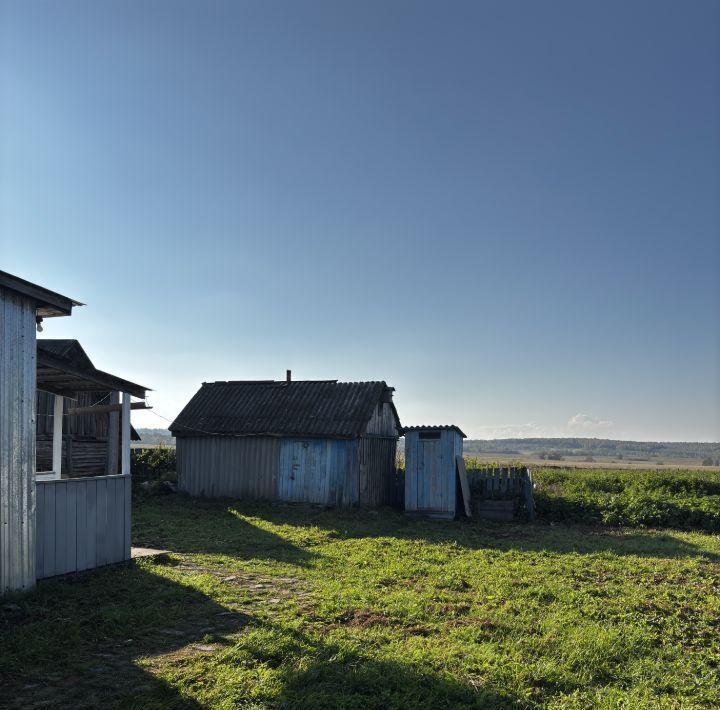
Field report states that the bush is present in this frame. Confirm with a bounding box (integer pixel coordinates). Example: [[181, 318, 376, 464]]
[[131, 445, 176, 483]]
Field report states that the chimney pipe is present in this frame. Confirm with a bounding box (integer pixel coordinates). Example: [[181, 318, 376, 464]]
[[286, 369, 292, 382]]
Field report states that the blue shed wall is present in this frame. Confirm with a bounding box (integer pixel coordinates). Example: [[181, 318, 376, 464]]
[[278, 438, 359, 506]]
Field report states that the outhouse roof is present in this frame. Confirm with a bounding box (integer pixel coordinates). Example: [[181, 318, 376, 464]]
[[170, 380, 400, 438], [0, 270, 82, 317], [402, 425, 467, 438], [37, 339, 149, 399]]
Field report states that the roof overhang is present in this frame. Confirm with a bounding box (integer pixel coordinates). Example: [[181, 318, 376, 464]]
[[0, 270, 82, 317], [37, 350, 148, 399]]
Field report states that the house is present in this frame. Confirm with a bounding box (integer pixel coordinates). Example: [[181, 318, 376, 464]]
[[170, 376, 401, 507], [0, 271, 148, 594]]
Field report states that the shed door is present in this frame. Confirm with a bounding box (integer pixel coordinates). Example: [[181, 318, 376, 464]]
[[417, 438, 446, 512], [279, 440, 327, 504]]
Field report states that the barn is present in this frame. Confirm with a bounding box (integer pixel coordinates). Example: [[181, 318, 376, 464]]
[[170, 376, 401, 507]]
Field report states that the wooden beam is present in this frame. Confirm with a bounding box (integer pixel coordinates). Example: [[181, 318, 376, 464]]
[[106, 392, 119, 476], [67, 402, 150, 416], [52, 395, 63, 477], [121, 392, 131, 476]]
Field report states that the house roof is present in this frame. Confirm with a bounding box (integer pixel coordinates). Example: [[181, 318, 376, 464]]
[[0, 270, 82, 318], [170, 380, 400, 438], [37, 339, 149, 399], [403, 425, 467, 438]]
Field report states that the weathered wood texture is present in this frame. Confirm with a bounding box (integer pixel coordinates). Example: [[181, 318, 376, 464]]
[[404, 429, 464, 519], [35, 474, 131, 579], [467, 466, 536, 521], [0, 287, 37, 593]]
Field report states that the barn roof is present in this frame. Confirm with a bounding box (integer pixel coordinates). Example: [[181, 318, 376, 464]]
[[36, 339, 149, 399], [170, 380, 400, 439]]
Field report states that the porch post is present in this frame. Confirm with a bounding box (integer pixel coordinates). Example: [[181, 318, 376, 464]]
[[121, 392, 131, 476], [52, 395, 63, 476]]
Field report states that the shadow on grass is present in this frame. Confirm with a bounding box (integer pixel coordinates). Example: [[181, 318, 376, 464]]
[[0, 559, 250, 709], [165, 496, 720, 562], [133, 494, 318, 566]]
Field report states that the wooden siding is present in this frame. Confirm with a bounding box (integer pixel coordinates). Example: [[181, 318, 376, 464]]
[[177, 436, 279, 499], [364, 402, 399, 437], [358, 437, 397, 507], [404, 429, 463, 518], [35, 474, 131, 579], [278, 438, 359, 506], [0, 287, 37, 594]]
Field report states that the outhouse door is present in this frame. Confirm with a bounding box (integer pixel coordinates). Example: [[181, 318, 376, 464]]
[[417, 437, 447, 513]]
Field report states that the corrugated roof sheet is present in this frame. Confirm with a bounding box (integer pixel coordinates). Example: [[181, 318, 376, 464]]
[[170, 380, 398, 438], [403, 425, 467, 438]]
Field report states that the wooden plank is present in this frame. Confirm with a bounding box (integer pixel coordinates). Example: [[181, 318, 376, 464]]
[[52, 395, 63, 477], [106, 392, 119, 476], [121, 393, 131, 476], [67, 401, 150, 416], [456, 456, 472, 518]]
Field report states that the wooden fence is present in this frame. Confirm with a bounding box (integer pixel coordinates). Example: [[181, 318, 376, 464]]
[[466, 466, 536, 520], [36, 474, 131, 579]]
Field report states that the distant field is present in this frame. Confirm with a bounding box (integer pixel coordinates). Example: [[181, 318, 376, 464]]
[[465, 453, 720, 471]]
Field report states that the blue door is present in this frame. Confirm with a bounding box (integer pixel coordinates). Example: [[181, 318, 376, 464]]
[[279, 439, 328, 503]]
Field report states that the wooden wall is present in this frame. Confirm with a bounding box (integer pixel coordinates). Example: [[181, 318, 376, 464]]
[[0, 287, 37, 594], [36, 475, 131, 579]]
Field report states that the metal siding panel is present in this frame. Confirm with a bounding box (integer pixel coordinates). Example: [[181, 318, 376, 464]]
[[35, 482, 44, 577], [54, 483, 68, 575], [85, 479, 97, 569], [65, 482, 78, 573], [96, 478, 109, 566], [42, 482, 56, 578], [123, 475, 131, 560], [178, 436, 280, 500]]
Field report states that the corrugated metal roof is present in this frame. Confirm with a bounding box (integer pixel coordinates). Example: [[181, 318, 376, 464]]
[[170, 380, 399, 439], [403, 425, 467, 438]]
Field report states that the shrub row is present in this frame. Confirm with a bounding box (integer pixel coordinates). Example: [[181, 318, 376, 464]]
[[532, 468, 720, 531]]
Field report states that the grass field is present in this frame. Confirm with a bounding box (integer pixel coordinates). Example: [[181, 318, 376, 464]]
[[2, 492, 720, 708]]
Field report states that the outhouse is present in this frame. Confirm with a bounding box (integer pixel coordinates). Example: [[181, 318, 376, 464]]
[[404, 425, 467, 519]]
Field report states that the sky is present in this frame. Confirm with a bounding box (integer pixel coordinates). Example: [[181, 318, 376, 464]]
[[1, 0, 718, 441]]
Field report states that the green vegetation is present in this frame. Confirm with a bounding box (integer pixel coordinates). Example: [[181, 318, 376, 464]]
[[3, 488, 720, 708], [533, 467, 720, 531]]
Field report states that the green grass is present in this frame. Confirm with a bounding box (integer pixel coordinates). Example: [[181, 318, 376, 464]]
[[2, 495, 720, 708]]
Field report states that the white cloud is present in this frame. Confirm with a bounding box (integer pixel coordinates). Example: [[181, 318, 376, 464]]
[[567, 413, 614, 433]]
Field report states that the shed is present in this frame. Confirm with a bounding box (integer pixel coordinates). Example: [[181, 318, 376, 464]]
[[170, 377, 401, 507], [404, 425, 466, 519]]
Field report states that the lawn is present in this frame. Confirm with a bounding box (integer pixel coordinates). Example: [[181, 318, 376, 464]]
[[2, 495, 720, 708]]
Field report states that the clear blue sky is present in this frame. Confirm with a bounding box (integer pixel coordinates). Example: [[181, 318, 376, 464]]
[[1, 0, 718, 441]]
